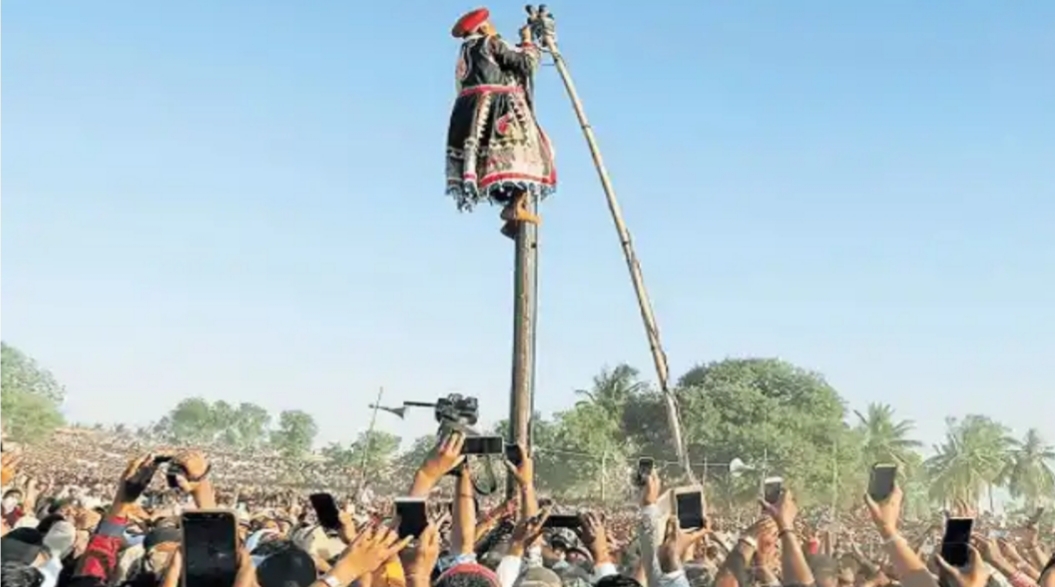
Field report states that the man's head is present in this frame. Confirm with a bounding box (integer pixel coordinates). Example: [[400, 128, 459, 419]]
[[520, 566, 563, 587], [253, 540, 317, 587], [3, 489, 24, 511], [596, 575, 643, 587], [1, 529, 61, 587], [451, 7, 495, 38], [0, 562, 44, 587], [435, 563, 501, 587]]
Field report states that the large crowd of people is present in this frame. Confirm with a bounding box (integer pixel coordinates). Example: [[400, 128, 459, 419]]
[[1, 424, 1051, 587]]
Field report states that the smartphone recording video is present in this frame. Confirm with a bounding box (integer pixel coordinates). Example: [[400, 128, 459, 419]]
[[181, 511, 239, 587], [868, 464, 898, 502], [634, 458, 655, 486], [674, 488, 706, 530], [762, 477, 783, 505], [505, 443, 524, 467], [940, 518, 974, 567], [462, 436, 504, 455], [543, 514, 582, 530], [310, 492, 342, 531], [395, 498, 428, 539]]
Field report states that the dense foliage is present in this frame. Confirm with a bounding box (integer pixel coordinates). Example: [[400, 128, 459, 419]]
[[1, 342, 66, 443], [2, 341, 1052, 511]]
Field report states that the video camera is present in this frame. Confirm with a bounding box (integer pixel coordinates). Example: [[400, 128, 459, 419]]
[[391, 394, 500, 494], [434, 394, 479, 428]]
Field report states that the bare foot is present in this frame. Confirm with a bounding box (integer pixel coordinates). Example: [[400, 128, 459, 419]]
[[500, 221, 517, 239], [511, 195, 540, 225]]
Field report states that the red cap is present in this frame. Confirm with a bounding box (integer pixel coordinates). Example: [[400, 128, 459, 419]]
[[451, 7, 490, 38]]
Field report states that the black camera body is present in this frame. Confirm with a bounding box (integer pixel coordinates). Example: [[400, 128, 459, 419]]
[[434, 394, 479, 427]]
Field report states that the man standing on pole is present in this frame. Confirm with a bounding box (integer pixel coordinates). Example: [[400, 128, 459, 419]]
[[445, 7, 557, 238]]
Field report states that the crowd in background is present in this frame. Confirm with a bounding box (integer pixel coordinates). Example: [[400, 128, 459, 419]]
[[2, 425, 1052, 587]]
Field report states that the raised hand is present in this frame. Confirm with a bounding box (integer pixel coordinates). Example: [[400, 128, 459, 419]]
[[510, 506, 552, 553], [504, 443, 534, 488], [1, 451, 22, 486], [658, 516, 708, 573], [401, 520, 443, 581], [170, 450, 210, 492], [865, 484, 903, 539], [115, 453, 161, 507], [421, 433, 466, 480], [936, 545, 990, 587], [579, 512, 611, 564], [639, 469, 661, 507], [760, 487, 799, 531], [329, 524, 413, 585]]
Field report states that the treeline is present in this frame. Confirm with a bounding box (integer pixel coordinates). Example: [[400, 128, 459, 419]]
[[3, 342, 1053, 512]]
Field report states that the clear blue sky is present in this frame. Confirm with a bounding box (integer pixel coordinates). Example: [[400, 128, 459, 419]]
[[3, 1, 1053, 450]]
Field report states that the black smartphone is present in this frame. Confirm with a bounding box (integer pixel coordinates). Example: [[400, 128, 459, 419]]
[[166, 462, 188, 490], [153, 455, 174, 465], [395, 498, 429, 539], [940, 518, 974, 567], [181, 511, 239, 587], [505, 443, 524, 466], [868, 464, 898, 502], [763, 477, 783, 505], [463, 436, 504, 455], [675, 489, 706, 530], [543, 514, 582, 530], [634, 458, 655, 486], [309, 492, 342, 531]]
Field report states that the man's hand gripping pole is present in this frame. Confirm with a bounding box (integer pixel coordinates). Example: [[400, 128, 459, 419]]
[[524, 5, 558, 51]]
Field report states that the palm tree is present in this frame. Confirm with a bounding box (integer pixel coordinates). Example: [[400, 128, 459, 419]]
[[552, 365, 648, 496], [853, 403, 923, 468], [574, 364, 647, 415], [925, 415, 1014, 509], [998, 429, 1055, 509]]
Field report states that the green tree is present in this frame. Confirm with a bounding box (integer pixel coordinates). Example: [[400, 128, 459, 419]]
[[231, 402, 272, 449], [853, 403, 923, 469], [1, 343, 67, 443], [2, 389, 65, 444], [349, 430, 402, 473], [211, 401, 239, 445], [492, 415, 588, 495], [541, 365, 648, 498], [998, 428, 1055, 509], [926, 415, 1013, 507], [575, 364, 646, 416], [394, 435, 438, 482], [271, 409, 318, 458], [164, 397, 221, 444], [627, 358, 860, 506], [1, 343, 66, 403], [155, 399, 273, 448]]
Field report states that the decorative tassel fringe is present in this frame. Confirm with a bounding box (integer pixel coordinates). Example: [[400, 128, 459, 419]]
[[448, 179, 555, 213]]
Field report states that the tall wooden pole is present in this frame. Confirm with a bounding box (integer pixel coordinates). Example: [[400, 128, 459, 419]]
[[358, 387, 384, 493], [528, 6, 695, 483], [508, 196, 539, 497]]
